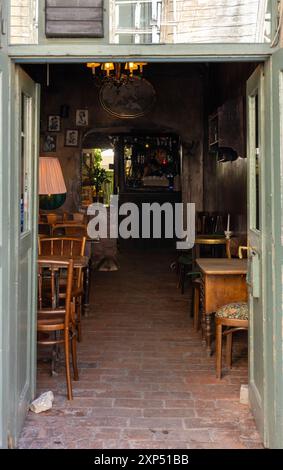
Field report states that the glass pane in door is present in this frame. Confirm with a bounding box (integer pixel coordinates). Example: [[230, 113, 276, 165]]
[[20, 92, 32, 234], [248, 91, 261, 232]]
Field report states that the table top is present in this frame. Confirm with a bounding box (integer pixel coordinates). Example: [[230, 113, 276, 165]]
[[196, 258, 247, 275], [195, 234, 227, 245], [38, 255, 89, 268]]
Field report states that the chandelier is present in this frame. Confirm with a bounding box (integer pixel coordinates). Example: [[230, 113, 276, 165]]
[[86, 62, 147, 88]]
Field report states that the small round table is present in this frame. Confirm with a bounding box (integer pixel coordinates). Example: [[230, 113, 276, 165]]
[[195, 234, 231, 259]]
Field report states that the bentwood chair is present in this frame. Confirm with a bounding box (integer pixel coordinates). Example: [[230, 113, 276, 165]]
[[190, 236, 232, 331], [52, 223, 87, 238], [38, 236, 86, 342], [37, 258, 78, 400]]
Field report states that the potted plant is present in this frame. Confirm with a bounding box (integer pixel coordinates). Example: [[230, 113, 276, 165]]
[[82, 149, 110, 202]]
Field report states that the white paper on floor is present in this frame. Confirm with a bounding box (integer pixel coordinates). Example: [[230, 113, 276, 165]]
[[240, 384, 249, 405], [29, 391, 54, 413]]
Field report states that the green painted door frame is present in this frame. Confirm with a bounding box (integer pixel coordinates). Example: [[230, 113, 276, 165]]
[[263, 49, 283, 448], [246, 53, 283, 448], [1, 29, 283, 449], [0, 51, 12, 450]]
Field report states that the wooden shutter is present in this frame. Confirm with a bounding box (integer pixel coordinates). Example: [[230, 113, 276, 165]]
[[45, 0, 104, 38]]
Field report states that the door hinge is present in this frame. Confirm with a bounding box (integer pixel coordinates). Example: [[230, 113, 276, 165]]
[[1, 19, 6, 35], [0, 5, 6, 35], [7, 433, 15, 449]]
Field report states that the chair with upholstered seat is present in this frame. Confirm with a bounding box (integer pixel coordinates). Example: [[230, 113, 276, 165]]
[[215, 302, 248, 379], [37, 258, 78, 399]]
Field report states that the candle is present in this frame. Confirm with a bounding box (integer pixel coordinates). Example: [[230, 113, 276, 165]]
[[227, 214, 230, 232]]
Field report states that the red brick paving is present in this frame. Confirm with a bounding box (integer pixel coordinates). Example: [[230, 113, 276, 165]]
[[18, 250, 263, 449]]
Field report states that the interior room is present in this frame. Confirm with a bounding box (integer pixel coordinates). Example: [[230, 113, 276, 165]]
[[24, 61, 254, 231], [19, 60, 263, 449]]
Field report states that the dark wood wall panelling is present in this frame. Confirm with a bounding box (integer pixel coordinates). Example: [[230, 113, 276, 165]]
[[45, 0, 104, 37], [204, 63, 258, 236]]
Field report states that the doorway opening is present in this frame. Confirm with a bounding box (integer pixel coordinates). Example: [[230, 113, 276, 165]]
[[18, 60, 264, 449]]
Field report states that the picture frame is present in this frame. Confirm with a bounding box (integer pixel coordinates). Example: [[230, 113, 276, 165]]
[[65, 129, 79, 147], [76, 109, 89, 126], [42, 134, 57, 153], [47, 114, 61, 132]]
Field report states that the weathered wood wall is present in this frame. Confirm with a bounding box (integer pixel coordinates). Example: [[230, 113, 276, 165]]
[[10, 0, 38, 44], [9, 0, 268, 44], [160, 0, 266, 43]]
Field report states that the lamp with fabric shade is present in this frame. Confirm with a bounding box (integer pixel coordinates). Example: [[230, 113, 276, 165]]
[[39, 157, 67, 210]]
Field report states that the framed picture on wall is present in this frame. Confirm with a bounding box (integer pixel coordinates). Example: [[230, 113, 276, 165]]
[[42, 134, 57, 153], [65, 129, 79, 147], [47, 114, 61, 132], [76, 109, 88, 126]]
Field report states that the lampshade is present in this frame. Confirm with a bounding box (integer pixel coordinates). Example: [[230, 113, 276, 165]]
[[39, 157, 66, 194]]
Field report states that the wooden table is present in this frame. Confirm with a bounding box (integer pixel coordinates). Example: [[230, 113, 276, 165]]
[[38, 255, 91, 315], [196, 258, 247, 354]]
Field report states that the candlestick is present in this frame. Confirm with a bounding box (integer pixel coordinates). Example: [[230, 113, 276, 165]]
[[227, 213, 230, 232]]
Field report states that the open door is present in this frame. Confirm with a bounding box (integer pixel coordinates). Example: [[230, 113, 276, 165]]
[[247, 54, 283, 449], [8, 66, 40, 447], [246, 66, 266, 442]]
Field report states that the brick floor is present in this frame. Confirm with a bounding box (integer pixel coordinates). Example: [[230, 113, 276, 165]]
[[18, 250, 263, 449]]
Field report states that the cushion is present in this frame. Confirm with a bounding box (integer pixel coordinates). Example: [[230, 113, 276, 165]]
[[215, 302, 248, 320]]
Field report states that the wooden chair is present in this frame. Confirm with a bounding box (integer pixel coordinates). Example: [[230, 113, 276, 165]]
[[39, 212, 63, 224], [38, 236, 86, 342], [192, 277, 202, 331], [63, 212, 87, 223], [38, 222, 52, 236], [196, 211, 209, 234], [215, 302, 248, 379], [37, 258, 78, 400], [38, 236, 86, 257], [52, 223, 87, 238]]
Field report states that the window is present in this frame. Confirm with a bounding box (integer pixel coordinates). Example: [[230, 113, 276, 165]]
[[111, 0, 162, 44]]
